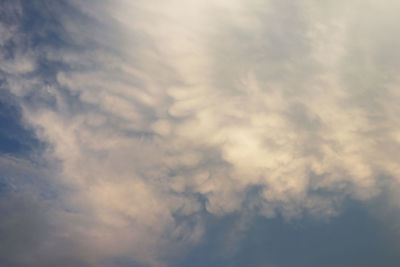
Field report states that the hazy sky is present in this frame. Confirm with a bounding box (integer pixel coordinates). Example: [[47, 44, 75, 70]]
[[1, 0, 400, 266]]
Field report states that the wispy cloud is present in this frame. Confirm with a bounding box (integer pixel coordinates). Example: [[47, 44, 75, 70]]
[[1, 0, 400, 266]]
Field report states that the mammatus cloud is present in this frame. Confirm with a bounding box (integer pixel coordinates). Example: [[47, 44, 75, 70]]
[[1, 0, 400, 266]]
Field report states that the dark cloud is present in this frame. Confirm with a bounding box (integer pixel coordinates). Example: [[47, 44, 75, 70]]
[[0, 192, 90, 267], [178, 199, 400, 267]]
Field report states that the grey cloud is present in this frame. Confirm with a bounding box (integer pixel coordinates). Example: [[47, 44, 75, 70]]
[[0, 192, 91, 267]]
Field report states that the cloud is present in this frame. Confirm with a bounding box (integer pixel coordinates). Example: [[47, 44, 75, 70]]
[[1, 0, 400, 266]]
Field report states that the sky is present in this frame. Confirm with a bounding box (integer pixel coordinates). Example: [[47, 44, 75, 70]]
[[1, 0, 400, 266]]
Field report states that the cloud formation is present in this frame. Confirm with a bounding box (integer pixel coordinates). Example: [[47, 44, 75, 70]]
[[1, 0, 400, 266]]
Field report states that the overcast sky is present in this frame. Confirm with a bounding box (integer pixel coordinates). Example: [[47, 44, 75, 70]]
[[1, 0, 400, 266]]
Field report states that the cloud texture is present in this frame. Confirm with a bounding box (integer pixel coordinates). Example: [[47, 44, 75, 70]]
[[1, 0, 400, 266]]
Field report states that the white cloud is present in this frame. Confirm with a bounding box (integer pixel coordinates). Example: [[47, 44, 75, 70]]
[[2, 0, 400, 265]]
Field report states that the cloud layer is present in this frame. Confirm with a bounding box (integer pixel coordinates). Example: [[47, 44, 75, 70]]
[[1, 0, 400, 266]]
